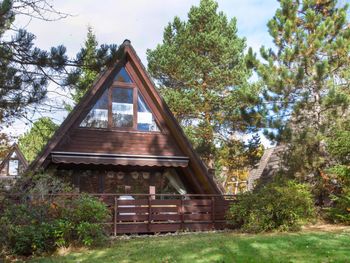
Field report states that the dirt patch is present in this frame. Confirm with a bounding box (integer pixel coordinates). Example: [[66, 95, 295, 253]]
[[302, 223, 350, 232]]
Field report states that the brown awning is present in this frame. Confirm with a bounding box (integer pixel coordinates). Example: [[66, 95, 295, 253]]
[[51, 151, 189, 167]]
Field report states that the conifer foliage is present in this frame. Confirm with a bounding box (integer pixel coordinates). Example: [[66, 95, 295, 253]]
[[252, 0, 350, 202], [0, 0, 69, 125], [64, 27, 118, 108], [147, 0, 263, 168], [0, 1, 117, 126]]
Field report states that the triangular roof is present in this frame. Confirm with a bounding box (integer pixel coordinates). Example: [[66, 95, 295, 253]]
[[247, 145, 286, 190], [0, 143, 28, 173], [30, 40, 221, 194]]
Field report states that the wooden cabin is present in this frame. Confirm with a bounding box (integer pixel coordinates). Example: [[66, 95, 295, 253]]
[[30, 40, 222, 196], [0, 143, 28, 181]]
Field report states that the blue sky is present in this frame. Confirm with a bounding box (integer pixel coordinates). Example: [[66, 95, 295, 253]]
[[7, 0, 279, 145]]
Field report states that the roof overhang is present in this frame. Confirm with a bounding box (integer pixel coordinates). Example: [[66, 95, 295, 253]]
[[51, 151, 189, 168]]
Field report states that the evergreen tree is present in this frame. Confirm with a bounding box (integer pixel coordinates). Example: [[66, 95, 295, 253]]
[[147, 0, 263, 168], [0, 1, 118, 127], [65, 27, 100, 108], [0, 0, 69, 125], [253, 0, 350, 202], [18, 117, 58, 162]]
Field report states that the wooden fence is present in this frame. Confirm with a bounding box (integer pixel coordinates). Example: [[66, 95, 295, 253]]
[[3, 193, 236, 235], [97, 194, 236, 235]]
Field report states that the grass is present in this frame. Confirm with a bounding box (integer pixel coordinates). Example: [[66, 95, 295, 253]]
[[31, 229, 350, 263]]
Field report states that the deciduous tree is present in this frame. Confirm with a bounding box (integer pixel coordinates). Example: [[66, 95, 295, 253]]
[[18, 117, 58, 162]]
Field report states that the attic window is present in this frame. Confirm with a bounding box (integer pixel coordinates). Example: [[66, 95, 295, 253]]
[[79, 67, 160, 132], [137, 93, 160, 131], [80, 89, 109, 128], [114, 67, 132, 83], [112, 87, 133, 128]]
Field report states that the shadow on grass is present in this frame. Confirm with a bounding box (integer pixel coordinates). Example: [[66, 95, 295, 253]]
[[31, 231, 350, 263]]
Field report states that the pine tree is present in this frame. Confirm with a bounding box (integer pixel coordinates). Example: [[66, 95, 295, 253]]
[[64, 27, 118, 109], [254, 0, 350, 202], [66, 27, 99, 107], [0, 0, 69, 125], [147, 0, 263, 168], [0, 1, 118, 127]]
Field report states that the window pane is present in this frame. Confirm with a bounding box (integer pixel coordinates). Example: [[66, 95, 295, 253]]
[[8, 160, 19, 176], [137, 93, 160, 131], [80, 89, 109, 128], [112, 88, 133, 127], [114, 67, 132, 83]]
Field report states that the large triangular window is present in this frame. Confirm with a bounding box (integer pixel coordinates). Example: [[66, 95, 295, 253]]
[[79, 66, 160, 132], [114, 67, 132, 83], [80, 89, 109, 128], [137, 93, 160, 131]]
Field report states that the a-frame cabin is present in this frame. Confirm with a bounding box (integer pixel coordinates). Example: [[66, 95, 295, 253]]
[[30, 40, 221, 196], [0, 143, 28, 178]]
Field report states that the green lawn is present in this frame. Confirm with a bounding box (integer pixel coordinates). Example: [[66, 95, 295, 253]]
[[32, 229, 350, 263]]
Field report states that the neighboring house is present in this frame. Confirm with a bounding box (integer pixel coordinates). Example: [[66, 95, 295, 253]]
[[0, 143, 28, 181], [247, 145, 286, 190], [29, 40, 222, 196]]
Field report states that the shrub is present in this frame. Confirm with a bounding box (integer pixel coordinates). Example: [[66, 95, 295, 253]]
[[0, 203, 57, 255], [327, 187, 350, 224], [0, 194, 110, 256], [55, 194, 111, 247], [227, 178, 315, 233], [76, 222, 107, 246]]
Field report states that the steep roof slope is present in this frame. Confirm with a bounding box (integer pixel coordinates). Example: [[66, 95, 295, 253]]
[[29, 40, 222, 194], [247, 145, 286, 190]]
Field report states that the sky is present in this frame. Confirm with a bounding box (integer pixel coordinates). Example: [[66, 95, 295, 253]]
[[6, 0, 279, 146]]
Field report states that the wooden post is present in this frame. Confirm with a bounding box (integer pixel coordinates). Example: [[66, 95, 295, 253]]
[[234, 181, 239, 195], [211, 196, 215, 230], [148, 195, 152, 233], [179, 196, 184, 231], [114, 196, 118, 236], [149, 186, 155, 200], [98, 174, 104, 193]]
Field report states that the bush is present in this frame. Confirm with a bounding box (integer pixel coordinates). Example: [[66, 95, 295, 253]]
[[227, 178, 315, 233], [0, 194, 111, 256], [327, 187, 350, 224], [0, 203, 57, 255], [56, 194, 111, 247]]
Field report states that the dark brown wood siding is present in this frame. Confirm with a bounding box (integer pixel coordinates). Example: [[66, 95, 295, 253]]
[[54, 128, 184, 156]]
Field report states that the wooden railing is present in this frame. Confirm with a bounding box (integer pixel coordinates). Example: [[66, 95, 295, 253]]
[[95, 194, 236, 235], [3, 193, 236, 235]]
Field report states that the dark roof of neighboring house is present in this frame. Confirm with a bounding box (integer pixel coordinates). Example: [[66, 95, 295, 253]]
[[247, 145, 286, 190]]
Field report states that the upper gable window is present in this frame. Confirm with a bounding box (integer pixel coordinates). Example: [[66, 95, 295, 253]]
[[80, 89, 109, 128], [112, 87, 133, 128], [114, 67, 132, 83], [137, 93, 160, 131], [79, 66, 160, 132]]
